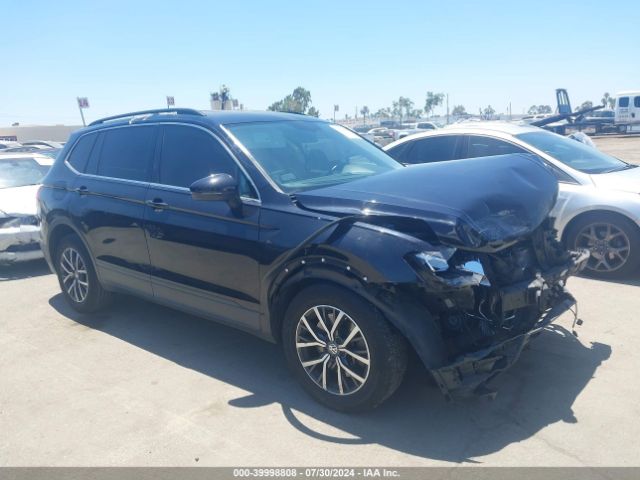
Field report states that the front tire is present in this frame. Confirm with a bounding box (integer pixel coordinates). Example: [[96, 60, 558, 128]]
[[55, 235, 112, 313], [565, 213, 640, 279], [282, 284, 408, 412]]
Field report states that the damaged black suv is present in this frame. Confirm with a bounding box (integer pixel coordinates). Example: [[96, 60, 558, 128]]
[[38, 109, 588, 411]]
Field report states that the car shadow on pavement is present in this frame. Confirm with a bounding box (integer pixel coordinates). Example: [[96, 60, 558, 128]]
[[0, 259, 51, 281], [49, 293, 611, 463]]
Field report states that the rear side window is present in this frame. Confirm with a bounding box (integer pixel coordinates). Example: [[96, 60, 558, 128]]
[[158, 125, 256, 197], [67, 133, 97, 173], [97, 126, 155, 182], [466, 135, 527, 158], [402, 136, 460, 164], [386, 141, 414, 163], [619, 97, 629, 108], [635, 97, 640, 108]]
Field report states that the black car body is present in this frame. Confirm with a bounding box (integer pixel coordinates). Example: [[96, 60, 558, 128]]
[[38, 109, 588, 410]]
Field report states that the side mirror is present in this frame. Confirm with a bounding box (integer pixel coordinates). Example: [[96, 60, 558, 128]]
[[190, 174, 242, 213]]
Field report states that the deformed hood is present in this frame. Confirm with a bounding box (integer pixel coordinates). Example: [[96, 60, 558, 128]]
[[295, 154, 558, 251]]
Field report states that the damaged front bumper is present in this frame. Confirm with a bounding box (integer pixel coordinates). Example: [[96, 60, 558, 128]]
[[0, 225, 44, 265], [430, 249, 590, 400]]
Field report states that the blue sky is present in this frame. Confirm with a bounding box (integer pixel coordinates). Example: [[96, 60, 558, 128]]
[[1, 0, 638, 125]]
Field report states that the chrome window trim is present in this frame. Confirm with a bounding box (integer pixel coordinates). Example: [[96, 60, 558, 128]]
[[63, 122, 261, 204]]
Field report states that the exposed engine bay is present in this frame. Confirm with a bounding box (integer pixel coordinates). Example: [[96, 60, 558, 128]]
[[406, 219, 589, 399]]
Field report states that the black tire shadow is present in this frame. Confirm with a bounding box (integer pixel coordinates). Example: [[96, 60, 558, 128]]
[[49, 293, 611, 463], [0, 259, 52, 281]]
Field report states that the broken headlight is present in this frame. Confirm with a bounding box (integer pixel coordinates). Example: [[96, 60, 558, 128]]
[[408, 249, 490, 287]]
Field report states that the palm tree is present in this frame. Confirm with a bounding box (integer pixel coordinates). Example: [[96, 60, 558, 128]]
[[360, 106, 370, 124]]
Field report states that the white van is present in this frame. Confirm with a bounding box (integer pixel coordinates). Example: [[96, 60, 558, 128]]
[[614, 91, 640, 133]]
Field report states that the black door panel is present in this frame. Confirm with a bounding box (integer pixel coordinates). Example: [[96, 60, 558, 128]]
[[69, 125, 157, 296], [144, 124, 262, 330]]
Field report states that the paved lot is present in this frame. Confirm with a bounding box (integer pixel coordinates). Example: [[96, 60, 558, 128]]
[[0, 261, 638, 466], [593, 134, 640, 164], [1, 136, 639, 467]]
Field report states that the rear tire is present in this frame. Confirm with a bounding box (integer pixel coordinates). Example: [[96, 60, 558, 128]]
[[565, 213, 640, 279], [282, 284, 408, 412], [54, 234, 112, 313]]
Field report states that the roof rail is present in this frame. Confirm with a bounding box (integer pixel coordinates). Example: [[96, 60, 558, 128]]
[[89, 108, 205, 126]]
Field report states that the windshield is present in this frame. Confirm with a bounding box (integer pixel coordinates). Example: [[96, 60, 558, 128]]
[[0, 158, 51, 188], [516, 131, 630, 174], [226, 120, 401, 193]]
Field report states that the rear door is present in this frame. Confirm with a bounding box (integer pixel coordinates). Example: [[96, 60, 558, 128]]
[[144, 124, 262, 330], [70, 125, 157, 296]]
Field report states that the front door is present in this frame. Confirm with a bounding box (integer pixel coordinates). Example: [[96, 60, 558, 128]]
[[144, 124, 262, 330]]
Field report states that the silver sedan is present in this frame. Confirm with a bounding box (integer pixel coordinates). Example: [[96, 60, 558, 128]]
[[384, 123, 640, 278]]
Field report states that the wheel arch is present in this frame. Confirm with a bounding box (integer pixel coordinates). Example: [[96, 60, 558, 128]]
[[561, 209, 640, 245], [267, 264, 448, 372]]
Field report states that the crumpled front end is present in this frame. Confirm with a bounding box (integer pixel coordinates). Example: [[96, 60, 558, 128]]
[[0, 216, 43, 265], [406, 219, 590, 400]]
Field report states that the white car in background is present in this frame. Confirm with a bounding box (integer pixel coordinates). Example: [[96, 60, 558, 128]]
[[384, 123, 640, 278], [0, 153, 54, 264]]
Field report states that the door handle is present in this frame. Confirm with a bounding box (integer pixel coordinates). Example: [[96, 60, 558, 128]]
[[146, 198, 169, 210], [74, 185, 88, 195]]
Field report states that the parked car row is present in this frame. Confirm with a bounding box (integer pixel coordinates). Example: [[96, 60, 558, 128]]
[[34, 108, 590, 412]]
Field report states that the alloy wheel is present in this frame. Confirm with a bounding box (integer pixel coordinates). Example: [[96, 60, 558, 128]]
[[295, 305, 371, 396], [60, 247, 89, 303], [576, 222, 631, 273]]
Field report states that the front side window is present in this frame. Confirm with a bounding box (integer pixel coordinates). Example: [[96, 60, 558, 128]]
[[97, 126, 155, 181], [402, 135, 461, 164], [158, 125, 255, 197], [619, 97, 630, 108], [465, 135, 527, 158], [0, 158, 51, 189], [516, 131, 631, 174], [226, 121, 400, 193]]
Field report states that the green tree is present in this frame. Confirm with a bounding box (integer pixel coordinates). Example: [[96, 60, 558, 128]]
[[577, 100, 593, 112], [528, 105, 539, 115], [392, 96, 414, 122], [360, 106, 370, 124], [483, 105, 496, 119], [374, 107, 391, 119], [307, 106, 320, 118], [424, 92, 445, 117], [268, 86, 316, 115], [537, 105, 552, 114], [602, 92, 615, 109], [451, 105, 467, 116]]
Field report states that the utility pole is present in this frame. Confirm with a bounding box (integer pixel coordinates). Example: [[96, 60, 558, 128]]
[[446, 94, 450, 125], [509, 101, 512, 120]]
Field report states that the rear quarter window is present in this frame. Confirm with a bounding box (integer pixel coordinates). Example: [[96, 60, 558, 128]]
[[66, 133, 98, 173], [635, 97, 640, 108]]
